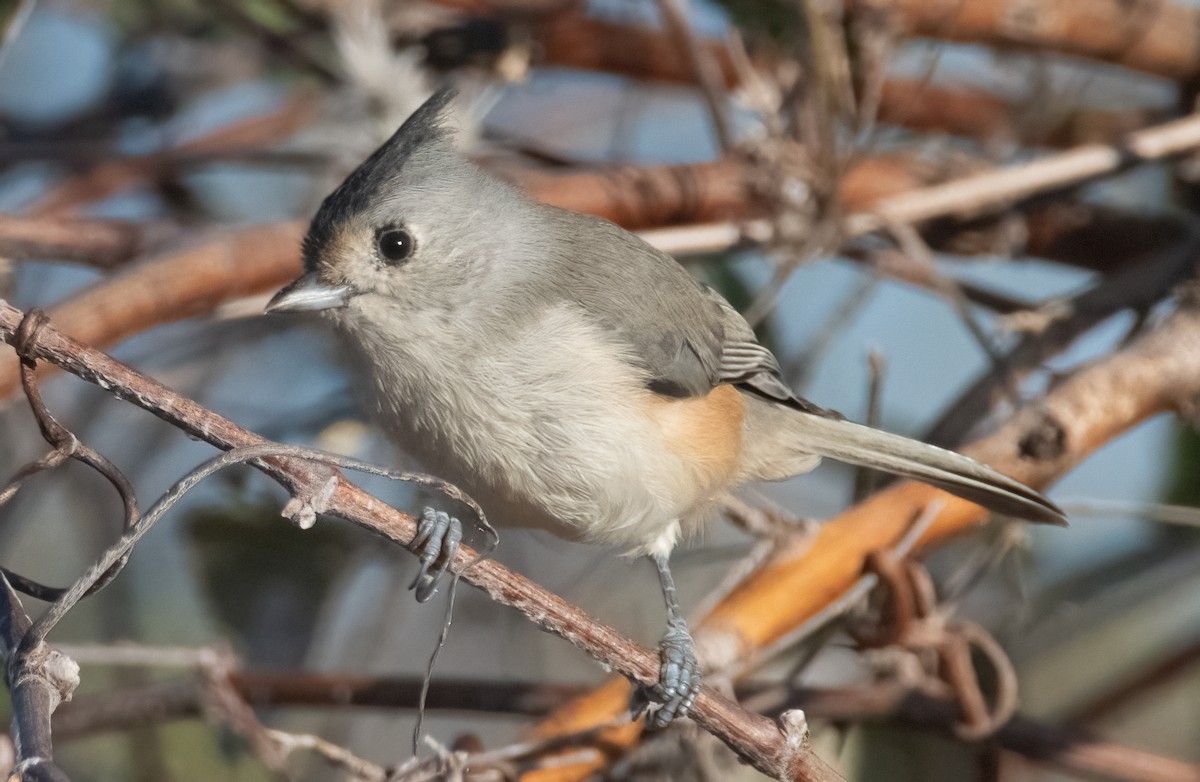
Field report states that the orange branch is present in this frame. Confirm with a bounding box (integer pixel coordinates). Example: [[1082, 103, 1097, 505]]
[[0, 215, 170, 270], [508, 153, 934, 229], [878, 79, 1167, 147], [855, 0, 1200, 82], [535, 12, 739, 87], [0, 223, 305, 397]]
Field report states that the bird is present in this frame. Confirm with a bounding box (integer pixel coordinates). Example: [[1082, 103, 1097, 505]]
[[266, 88, 1066, 727]]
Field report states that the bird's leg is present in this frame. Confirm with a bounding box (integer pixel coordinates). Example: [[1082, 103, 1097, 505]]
[[408, 507, 462, 602], [647, 552, 702, 727]]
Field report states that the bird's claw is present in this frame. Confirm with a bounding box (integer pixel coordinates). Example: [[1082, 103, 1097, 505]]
[[645, 621, 701, 728], [408, 507, 462, 602]]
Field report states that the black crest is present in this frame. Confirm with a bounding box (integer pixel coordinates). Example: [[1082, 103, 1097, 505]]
[[303, 88, 458, 270]]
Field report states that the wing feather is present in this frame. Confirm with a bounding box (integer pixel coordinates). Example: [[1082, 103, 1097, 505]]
[[538, 207, 836, 418]]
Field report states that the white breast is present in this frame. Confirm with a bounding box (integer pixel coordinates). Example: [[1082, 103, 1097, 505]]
[[344, 301, 710, 555]]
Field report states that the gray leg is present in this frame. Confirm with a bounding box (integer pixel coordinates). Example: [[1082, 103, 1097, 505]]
[[409, 507, 462, 602], [647, 552, 701, 727]]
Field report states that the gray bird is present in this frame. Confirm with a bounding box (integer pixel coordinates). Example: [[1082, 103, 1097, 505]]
[[267, 89, 1065, 727]]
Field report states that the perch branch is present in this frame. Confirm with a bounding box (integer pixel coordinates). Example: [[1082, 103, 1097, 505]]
[[0, 300, 843, 782]]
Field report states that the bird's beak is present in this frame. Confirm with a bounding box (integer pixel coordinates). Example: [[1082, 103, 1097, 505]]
[[265, 273, 354, 314]]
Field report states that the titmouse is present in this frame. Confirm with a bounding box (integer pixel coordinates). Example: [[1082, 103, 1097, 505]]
[[266, 89, 1065, 727]]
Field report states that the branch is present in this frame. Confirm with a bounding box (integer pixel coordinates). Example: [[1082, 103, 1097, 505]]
[[1066, 637, 1200, 727], [926, 201, 1194, 275], [0, 222, 305, 398], [12, 109, 1200, 404], [877, 79, 1169, 148], [0, 575, 75, 782], [534, 11, 738, 88], [505, 157, 766, 230], [27, 96, 316, 217], [769, 686, 1200, 782], [50, 669, 1200, 781], [853, 0, 1200, 82], [52, 672, 591, 741], [0, 300, 844, 782], [846, 112, 1200, 234], [0, 216, 176, 270], [521, 282, 1200, 779], [925, 243, 1199, 446]]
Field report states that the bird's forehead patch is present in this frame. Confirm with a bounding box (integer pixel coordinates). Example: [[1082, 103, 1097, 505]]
[[303, 217, 366, 281]]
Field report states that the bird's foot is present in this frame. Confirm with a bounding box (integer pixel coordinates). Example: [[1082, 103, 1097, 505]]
[[408, 507, 462, 602], [645, 619, 701, 728]]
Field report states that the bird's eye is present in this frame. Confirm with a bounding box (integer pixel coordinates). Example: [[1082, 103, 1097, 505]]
[[376, 228, 414, 263]]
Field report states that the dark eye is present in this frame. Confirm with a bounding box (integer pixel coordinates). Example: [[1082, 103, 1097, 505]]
[[376, 228, 414, 263]]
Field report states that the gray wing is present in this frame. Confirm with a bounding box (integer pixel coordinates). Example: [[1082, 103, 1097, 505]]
[[700, 286, 841, 418], [530, 209, 1065, 526], [539, 208, 836, 417]]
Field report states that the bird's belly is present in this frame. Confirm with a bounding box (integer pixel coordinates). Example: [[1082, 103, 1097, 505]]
[[399, 383, 702, 552], [363, 306, 741, 554]]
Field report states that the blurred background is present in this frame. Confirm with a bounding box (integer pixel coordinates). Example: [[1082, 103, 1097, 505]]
[[1, 0, 1200, 780]]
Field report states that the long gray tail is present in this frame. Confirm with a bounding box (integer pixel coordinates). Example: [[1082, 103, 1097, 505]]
[[783, 411, 1066, 526]]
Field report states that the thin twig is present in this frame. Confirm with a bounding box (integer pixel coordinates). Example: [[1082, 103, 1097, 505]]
[[0, 215, 175, 270], [653, 0, 734, 151], [852, 350, 886, 501], [267, 728, 388, 781], [846, 112, 1200, 235], [925, 239, 1199, 446]]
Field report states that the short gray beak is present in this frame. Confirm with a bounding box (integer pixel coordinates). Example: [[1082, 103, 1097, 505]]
[[265, 273, 354, 314]]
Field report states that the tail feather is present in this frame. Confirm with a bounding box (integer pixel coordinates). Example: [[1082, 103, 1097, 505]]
[[784, 412, 1066, 526]]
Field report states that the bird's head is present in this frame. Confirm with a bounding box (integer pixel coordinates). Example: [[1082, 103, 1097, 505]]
[[267, 88, 523, 328]]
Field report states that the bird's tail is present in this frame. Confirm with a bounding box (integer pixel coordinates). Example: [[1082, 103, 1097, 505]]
[[743, 396, 1066, 526]]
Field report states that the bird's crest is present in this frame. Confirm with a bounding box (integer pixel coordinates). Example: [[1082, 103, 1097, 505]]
[[303, 88, 458, 270]]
